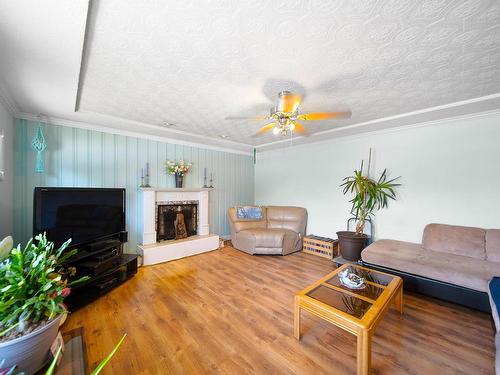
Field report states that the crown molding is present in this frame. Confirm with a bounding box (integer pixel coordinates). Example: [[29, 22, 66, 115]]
[[10, 87, 500, 156], [77, 109, 253, 150], [257, 108, 500, 153], [15, 112, 253, 156], [255, 93, 500, 152]]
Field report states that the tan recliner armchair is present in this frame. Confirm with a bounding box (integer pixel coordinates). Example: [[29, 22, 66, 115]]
[[227, 206, 307, 255]]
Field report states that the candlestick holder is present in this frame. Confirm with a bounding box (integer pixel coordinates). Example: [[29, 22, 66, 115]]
[[144, 173, 151, 188], [203, 175, 208, 188], [209, 173, 214, 188], [140, 175, 146, 187]]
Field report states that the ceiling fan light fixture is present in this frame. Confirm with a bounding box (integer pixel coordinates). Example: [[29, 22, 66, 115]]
[[226, 90, 351, 138]]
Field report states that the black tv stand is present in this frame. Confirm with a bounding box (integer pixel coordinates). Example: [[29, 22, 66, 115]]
[[64, 238, 138, 311]]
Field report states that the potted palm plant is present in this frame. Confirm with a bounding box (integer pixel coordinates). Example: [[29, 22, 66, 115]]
[[0, 234, 88, 374], [338, 153, 400, 261]]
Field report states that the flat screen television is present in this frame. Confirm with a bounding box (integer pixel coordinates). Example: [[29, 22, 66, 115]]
[[33, 187, 126, 248]]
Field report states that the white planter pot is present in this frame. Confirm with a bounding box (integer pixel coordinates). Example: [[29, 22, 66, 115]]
[[0, 314, 62, 375]]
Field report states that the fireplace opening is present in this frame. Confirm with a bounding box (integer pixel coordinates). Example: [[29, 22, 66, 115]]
[[156, 201, 198, 241]]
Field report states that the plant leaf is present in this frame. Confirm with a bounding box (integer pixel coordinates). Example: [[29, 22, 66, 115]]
[[90, 334, 127, 375]]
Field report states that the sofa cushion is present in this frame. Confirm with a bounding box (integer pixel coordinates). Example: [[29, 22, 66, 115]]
[[487, 230, 500, 263], [362, 239, 499, 292], [422, 223, 486, 260], [267, 206, 307, 235], [238, 228, 286, 248]]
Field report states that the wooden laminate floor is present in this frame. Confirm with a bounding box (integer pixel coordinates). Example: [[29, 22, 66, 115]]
[[63, 246, 495, 374]]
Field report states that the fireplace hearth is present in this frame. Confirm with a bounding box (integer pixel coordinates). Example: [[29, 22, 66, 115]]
[[156, 201, 198, 241]]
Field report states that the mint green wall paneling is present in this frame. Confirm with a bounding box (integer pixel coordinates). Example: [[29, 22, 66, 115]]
[[14, 119, 254, 249], [44, 123, 59, 186], [157, 142, 167, 187], [174, 143, 182, 160], [114, 135, 127, 188], [166, 143, 175, 188], [24, 122, 37, 240], [187, 146, 196, 187], [219, 151, 226, 233], [207, 149, 216, 232], [60, 126, 75, 186], [137, 138, 148, 186], [147, 141, 157, 188], [13, 120, 27, 243], [75, 128, 90, 187], [181, 145, 190, 186], [90, 131, 102, 187], [126, 137, 138, 253], [190, 147, 199, 187], [102, 133, 115, 187]]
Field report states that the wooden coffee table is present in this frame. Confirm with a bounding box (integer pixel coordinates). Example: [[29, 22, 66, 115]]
[[294, 264, 403, 375]]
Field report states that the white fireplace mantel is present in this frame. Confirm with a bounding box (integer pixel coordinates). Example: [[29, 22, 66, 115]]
[[137, 187, 219, 265], [140, 187, 213, 192]]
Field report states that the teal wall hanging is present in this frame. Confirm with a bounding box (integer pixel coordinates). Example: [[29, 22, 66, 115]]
[[31, 121, 47, 173]]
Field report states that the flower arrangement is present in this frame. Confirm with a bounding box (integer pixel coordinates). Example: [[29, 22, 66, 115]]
[[166, 160, 193, 176], [0, 234, 88, 340]]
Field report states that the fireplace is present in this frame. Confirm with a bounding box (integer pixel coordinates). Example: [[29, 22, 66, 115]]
[[138, 188, 219, 266], [156, 201, 198, 241]]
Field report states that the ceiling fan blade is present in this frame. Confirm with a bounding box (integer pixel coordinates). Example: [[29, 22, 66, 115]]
[[225, 115, 270, 120], [252, 123, 276, 137], [292, 122, 308, 136], [297, 111, 352, 121], [279, 93, 302, 113]]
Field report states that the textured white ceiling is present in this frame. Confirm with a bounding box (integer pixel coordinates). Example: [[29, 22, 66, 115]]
[[78, 0, 500, 146], [0, 1, 499, 152]]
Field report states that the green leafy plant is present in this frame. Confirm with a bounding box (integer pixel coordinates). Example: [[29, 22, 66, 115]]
[[341, 151, 401, 235], [0, 234, 88, 338], [45, 334, 126, 375]]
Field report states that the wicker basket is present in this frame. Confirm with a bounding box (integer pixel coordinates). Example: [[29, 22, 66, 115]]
[[303, 235, 338, 259]]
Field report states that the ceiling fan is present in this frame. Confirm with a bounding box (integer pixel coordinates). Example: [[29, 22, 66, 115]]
[[226, 91, 351, 137]]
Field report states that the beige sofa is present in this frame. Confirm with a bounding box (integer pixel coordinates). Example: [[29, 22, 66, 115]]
[[362, 223, 500, 294], [227, 206, 307, 255], [363, 223, 500, 370]]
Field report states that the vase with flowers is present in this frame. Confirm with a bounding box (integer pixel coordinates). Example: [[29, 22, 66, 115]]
[[166, 159, 193, 188]]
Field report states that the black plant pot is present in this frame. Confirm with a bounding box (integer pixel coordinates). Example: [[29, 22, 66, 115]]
[[337, 231, 369, 261], [175, 174, 184, 188]]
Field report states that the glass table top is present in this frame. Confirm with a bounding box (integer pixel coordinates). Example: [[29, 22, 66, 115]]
[[305, 265, 395, 319]]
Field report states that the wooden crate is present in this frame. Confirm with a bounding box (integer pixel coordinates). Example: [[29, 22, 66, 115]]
[[303, 235, 339, 259]]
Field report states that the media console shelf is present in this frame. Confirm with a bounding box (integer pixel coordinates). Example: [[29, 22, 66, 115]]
[[65, 251, 138, 311], [33, 187, 138, 311]]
